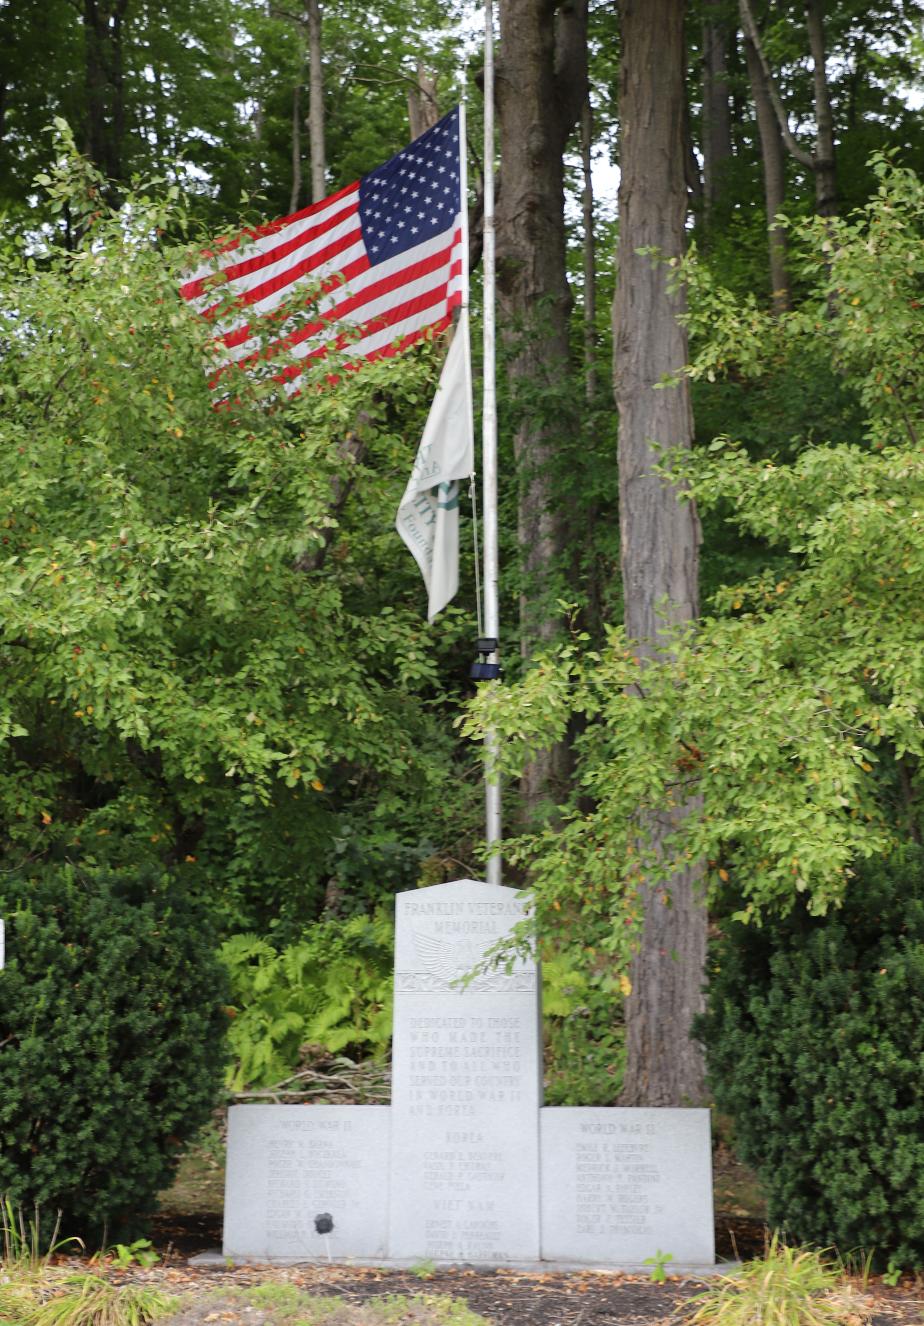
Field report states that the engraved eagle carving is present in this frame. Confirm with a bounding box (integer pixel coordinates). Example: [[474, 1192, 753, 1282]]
[[411, 930, 489, 985]]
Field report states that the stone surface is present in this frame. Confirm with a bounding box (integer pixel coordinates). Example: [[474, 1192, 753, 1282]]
[[220, 881, 719, 1269], [539, 1107, 715, 1266], [387, 879, 542, 1262], [223, 1105, 390, 1261]]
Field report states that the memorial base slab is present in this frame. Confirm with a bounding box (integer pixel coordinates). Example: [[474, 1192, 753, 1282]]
[[197, 1251, 736, 1275]]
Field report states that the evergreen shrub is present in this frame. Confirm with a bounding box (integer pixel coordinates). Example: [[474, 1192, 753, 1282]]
[[698, 847, 924, 1269], [0, 864, 228, 1243]]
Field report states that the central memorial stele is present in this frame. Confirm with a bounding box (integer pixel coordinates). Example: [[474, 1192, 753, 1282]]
[[389, 879, 541, 1261], [222, 879, 715, 1268]]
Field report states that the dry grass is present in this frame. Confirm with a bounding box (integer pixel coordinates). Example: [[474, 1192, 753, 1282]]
[[686, 1236, 876, 1326]]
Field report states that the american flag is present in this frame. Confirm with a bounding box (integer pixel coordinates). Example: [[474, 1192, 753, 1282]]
[[181, 107, 464, 394]]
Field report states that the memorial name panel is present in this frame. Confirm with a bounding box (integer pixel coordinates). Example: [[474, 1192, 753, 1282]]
[[388, 880, 542, 1262], [540, 1107, 714, 1266], [224, 1105, 390, 1261]]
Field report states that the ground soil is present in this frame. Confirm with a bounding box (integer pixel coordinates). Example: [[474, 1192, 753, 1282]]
[[99, 1258, 924, 1326]]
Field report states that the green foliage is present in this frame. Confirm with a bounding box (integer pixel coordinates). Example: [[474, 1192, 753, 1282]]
[[0, 135, 472, 940], [104, 1241, 160, 1271], [464, 164, 924, 939], [881, 1259, 904, 1288], [0, 0, 464, 231], [698, 847, 924, 1270], [687, 1235, 847, 1326], [221, 910, 395, 1089], [682, 156, 924, 451], [0, 863, 228, 1243], [541, 947, 625, 1105], [0, 0, 246, 225], [643, 1250, 674, 1284]]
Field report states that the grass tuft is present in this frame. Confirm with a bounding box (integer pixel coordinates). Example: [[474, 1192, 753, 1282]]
[[0, 1273, 175, 1326], [1, 1197, 84, 1276], [166, 1287, 494, 1326], [687, 1234, 872, 1326]]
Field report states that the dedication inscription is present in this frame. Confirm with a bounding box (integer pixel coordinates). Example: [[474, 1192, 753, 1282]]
[[540, 1107, 715, 1266], [387, 879, 542, 1262], [223, 1105, 390, 1260]]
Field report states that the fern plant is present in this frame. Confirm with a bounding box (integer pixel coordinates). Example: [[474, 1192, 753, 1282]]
[[220, 909, 394, 1089]]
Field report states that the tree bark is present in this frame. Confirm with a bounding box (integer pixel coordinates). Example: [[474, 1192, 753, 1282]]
[[744, 35, 791, 312], [290, 82, 302, 213], [408, 64, 439, 142], [82, 0, 129, 186], [806, 0, 836, 217], [306, 0, 325, 203], [683, 88, 704, 209], [701, 1, 733, 218], [495, 0, 587, 816], [580, 92, 597, 402], [614, 0, 707, 1107], [738, 0, 837, 217]]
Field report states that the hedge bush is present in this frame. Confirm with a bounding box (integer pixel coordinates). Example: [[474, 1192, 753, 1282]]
[[0, 863, 228, 1243], [697, 847, 924, 1269]]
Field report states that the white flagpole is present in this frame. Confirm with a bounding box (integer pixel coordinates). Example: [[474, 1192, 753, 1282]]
[[459, 99, 470, 313], [482, 0, 502, 885]]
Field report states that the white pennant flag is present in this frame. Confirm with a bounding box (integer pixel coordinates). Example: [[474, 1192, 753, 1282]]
[[396, 310, 475, 620]]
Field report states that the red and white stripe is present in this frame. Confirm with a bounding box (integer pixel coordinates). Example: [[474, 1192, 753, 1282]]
[[181, 182, 464, 394]]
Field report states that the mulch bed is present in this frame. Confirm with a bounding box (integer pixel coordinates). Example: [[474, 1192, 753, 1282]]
[[98, 1214, 924, 1326], [100, 1260, 924, 1326]]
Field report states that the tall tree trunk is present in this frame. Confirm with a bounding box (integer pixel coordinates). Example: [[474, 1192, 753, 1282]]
[[306, 0, 325, 203], [152, 65, 167, 169], [580, 92, 597, 402], [744, 35, 791, 312], [614, 0, 707, 1107], [82, 0, 128, 186], [701, 1, 733, 219], [738, 0, 837, 218], [83, 0, 109, 175], [806, 0, 836, 217], [290, 82, 302, 212], [408, 64, 439, 142], [110, 2, 125, 180], [495, 0, 587, 816], [0, 1, 10, 151], [683, 90, 704, 210]]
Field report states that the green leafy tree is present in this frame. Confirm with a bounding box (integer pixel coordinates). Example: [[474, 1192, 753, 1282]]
[[464, 160, 924, 947], [0, 0, 247, 222], [0, 132, 472, 934]]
